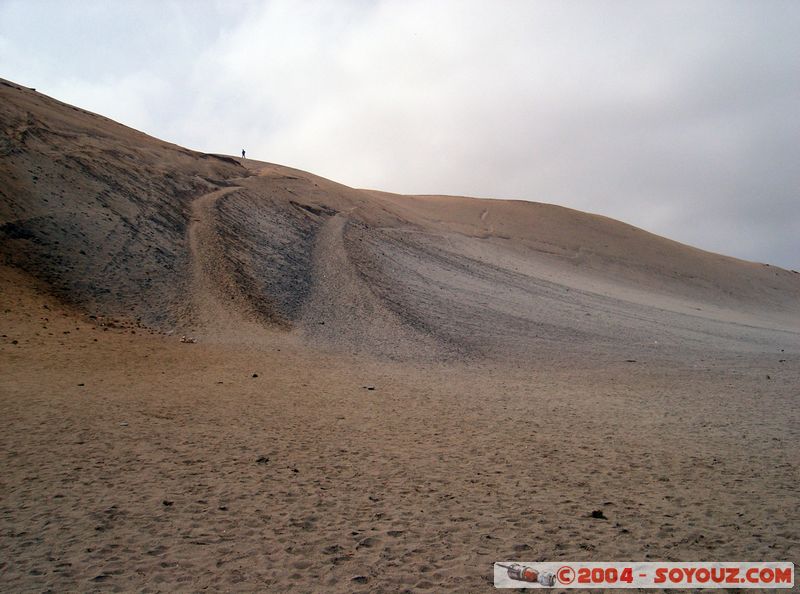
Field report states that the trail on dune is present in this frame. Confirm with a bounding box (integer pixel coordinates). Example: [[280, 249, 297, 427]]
[[298, 211, 451, 358], [186, 184, 270, 341]]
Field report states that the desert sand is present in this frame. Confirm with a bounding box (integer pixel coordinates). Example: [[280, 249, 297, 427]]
[[1, 78, 799, 592]]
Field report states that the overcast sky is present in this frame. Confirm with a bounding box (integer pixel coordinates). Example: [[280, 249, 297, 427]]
[[2, 0, 798, 268]]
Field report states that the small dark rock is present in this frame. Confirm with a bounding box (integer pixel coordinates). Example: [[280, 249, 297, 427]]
[[357, 536, 379, 548], [625, 359, 637, 363], [256, 456, 269, 464], [513, 543, 531, 552], [252, 373, 258, 378], [162, 500, 174, 507], [590, 510, 607, 520], [351, 575, 368, 584]]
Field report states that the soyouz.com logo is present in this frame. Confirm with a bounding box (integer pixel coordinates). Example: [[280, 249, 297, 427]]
[[493, 562, 794, 589]]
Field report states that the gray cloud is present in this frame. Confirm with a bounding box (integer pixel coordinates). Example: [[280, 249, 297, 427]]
[[2, 0, 798, 268]]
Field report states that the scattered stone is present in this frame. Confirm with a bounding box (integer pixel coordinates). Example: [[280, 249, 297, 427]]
[[625, 359, 637, 363], [180, 335, 196, 344], [252, 373, 258, 378], [256, 456, 270, 464], [77, 383, 84, 387], [118, 422, 128, 427], [351, 575, 368, 584], [11, 340, 18, 345], [513, 543, 531, 552], [218, 505, 228, 511], [363, 385, 375, 390], [590, 510, 607, 520], [162, 500, 174, 507], [766, 375, 771, 380]]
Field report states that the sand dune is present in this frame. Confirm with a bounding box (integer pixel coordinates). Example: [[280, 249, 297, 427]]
[[1, 79, 799, 591], [2, 77, 798, 360]]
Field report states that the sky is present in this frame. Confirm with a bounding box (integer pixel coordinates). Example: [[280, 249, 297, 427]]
[[1, 0, 798, 269]]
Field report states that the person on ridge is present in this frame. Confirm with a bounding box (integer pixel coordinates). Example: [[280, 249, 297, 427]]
[[241, 149, 246, 159]]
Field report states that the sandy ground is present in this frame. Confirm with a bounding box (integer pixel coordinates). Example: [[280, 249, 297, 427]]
[[1, 267, 798, 592]]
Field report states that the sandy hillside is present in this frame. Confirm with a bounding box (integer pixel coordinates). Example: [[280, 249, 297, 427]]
[[2, 77, 798, 360], [1, 79, 799, 592]]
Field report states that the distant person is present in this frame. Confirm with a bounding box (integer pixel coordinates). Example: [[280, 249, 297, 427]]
[[241, 149, 246, 159]]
